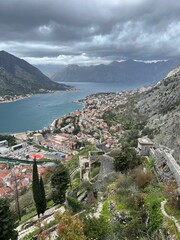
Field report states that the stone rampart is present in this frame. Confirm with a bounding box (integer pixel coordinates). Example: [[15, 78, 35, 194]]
[[150, 148, 180, 187], [163, 151, 180, 187]]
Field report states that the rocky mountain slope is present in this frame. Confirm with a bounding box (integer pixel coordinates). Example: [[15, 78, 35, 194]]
[[52, 59, 179, 85], [136, 66, 180, 161], [0, 51, 70, 97]]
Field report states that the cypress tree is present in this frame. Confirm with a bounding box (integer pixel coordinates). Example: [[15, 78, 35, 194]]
[[40, 176, 47, 215], [32, 158, 42, 217]]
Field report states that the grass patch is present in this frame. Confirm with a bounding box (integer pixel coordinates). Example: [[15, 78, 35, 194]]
[[20, 209, 37, 224], [165, 203, 180, 222], [71, 171, 81, 188], [90, 166, 100, 179], [47, 200, 54, 208], [100, 200, 110, 221], [164, 217, 180, 240], [143, 156, 155, 170]]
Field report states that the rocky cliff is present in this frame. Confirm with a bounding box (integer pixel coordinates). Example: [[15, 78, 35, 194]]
[[136, 66, 180, 161]]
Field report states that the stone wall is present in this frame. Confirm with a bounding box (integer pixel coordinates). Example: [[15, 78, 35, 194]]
[[163, 151, 180, 187], [150, 148, 180, 187], [93, 155, 116, 192]]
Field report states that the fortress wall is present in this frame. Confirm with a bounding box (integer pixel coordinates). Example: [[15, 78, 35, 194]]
[[150, 148, 180, 187], [163, 151, 180, 187]]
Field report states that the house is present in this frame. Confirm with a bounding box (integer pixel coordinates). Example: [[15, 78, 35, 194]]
[[0, 146, 9, 155], [0, 140, 9, 154], [138, 137, 154, 156], [0, 140, 8, 147], [33, 133, 43, 143]]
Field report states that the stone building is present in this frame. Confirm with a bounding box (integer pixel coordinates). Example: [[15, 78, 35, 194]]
[[33, 133, 43, 143], [138, 137, 154, 156], [79, 156, 90, 181]]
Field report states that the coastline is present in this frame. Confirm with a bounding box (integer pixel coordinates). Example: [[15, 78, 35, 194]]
[[0, 86, 76, 104], [1, 85, 150, 135], [7, 87, 147, 137], [0, 94, 32, 104]]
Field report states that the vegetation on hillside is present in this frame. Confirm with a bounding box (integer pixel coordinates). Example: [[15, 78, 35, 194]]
[[51, 162, 70, 203], [0, 198, 18, 240], [4, 72, 180, 239], [0, 50, 69, 97]]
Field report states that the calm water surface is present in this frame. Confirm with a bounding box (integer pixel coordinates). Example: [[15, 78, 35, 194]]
[[0, 82, 144, 133]]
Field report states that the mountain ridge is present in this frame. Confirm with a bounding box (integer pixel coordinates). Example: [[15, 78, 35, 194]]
[[0, 51, 70, 97], [52, 59, 180, 85]]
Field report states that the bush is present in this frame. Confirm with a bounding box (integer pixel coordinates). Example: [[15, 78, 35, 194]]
[[56, 211, 86, 240], [114, 145, 140, 172], [135, 170, 153, 189], [83, 216, 112, 240], [67, 197, 84, 214]]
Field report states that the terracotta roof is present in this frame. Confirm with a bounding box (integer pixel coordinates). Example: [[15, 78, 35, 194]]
[[0, 169, 11, 179], [31, 153, 44, 159]]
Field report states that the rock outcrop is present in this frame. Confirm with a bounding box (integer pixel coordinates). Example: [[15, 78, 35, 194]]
[[136, 66, 180, 161]]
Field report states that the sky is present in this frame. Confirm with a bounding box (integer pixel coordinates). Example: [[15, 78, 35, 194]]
[[0, 0, 180, 66]]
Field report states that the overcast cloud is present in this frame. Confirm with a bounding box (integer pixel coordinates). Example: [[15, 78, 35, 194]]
[[0, 0, 180, 65]]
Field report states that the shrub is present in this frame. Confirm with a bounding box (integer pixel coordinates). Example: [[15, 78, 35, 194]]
[[67, 197, 84, 214], [135, 170, 153, 189], [55, 211, 86, 240], [83, 216, 112, 240]]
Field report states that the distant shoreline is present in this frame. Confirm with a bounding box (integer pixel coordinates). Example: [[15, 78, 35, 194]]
[[0, 94, 32, 104], [0, 86, 76, 104]]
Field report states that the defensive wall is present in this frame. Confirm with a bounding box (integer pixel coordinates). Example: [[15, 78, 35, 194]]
[[150, 148, 180, 187]]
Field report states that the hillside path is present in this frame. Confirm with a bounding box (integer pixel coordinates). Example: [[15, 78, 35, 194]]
[[161, 199, 180, 233]]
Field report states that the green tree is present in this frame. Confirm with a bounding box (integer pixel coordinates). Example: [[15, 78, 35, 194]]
[[32, 158, 46, 217], [0, 134, 16, 146], [40, 176, 47, 215], [51, 163, 70, 203], [114, 144, 139, 172], [0, 198, 18, 240]]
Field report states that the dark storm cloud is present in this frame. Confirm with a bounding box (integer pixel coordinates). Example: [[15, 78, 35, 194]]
[[0, 0, 180, 64]]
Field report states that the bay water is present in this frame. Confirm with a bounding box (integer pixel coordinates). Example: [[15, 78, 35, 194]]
[[0, 82, 145, 133]]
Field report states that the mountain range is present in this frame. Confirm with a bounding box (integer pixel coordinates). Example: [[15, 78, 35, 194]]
[[52, 59, 180, 85], [0, 51, 70, 97]]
